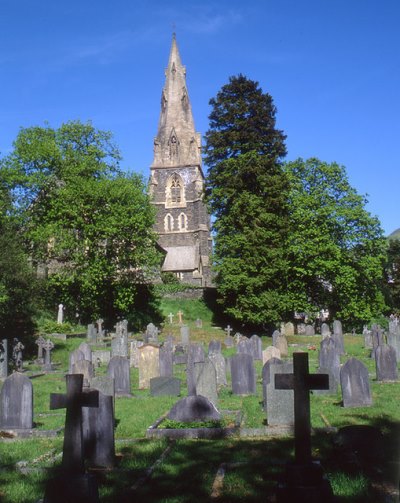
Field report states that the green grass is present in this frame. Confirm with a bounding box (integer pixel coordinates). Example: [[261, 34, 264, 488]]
[[1, 313, 400, 502]]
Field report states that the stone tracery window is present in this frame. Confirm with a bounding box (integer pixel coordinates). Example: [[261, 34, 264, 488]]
[[178, 212, 187, 231], [164, 213, 174, 232]]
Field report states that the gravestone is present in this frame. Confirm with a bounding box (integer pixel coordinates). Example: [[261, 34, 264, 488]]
[[267, 361, 294, 426], [43, 339, 55, 371], [150, 376, 181, 396], [317, 336, 340, 392], [69, 349, 85, 373], [284, 322, 295, 336], [194, 358, 218, 405], [164, 335, 175, 351], [262, 357, 282, 411], [0, 372, 33, 429], [173, 346, 188, 365], [145, 323, 159, 344], [78, 342, 92, 362], [305, 325, 315, 336], [250, 334, 262, 360], [340, 358, 372, 407], [297, 323, 306, 335], [186, 344, 206, 396], [274, 334, 288, 357], [87, 324, 97, 343], [275, 353, 332, 502], [82, 386, 115, 468], [72, 359, 94, 387], [363, 327, 373, 349], [177, 310, 184, 324], [138, 345, 160, 389], [224, 325, 233, 337], [375, 344, 398, 381], [111, 335, 128, 358], [321, 323, 331, 337], [107, 356, 131, 396], [224, 337, 234, 348], [387, 331, 400, 360], [209, 352, 227, 387], [44, 374, 99, 503], [0, 339, 8, 378], [159, 346, 173, 377], [90, 375, 115, 404], [12, 339, 24, 371], [57, 303, 64, 324], [167, 395, 221, 422], [129, 340, 143, 368], [272, 330, 281, 346], [195, 318, 203, 328], [208, 340, 221, 355], [263, 346, 281, 364], [332, 319, 345, 355], [92, 350, 111, 367], [168, 312, 174, 324], [237, 338, 253, 357], [35, 335, 46, 364], [371, 325, 385, 358], [230, 353, 256, 395], [180, 325, 190, 345]]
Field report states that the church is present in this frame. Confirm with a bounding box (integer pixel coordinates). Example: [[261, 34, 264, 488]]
[[149, 34, 213, 287]]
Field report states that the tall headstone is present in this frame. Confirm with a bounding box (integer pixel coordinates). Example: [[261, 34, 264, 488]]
[[250, 334, 263, 360], [35, 336, 46, 364], [209, 352, 227, 387], [230, 353, 256, 395], [267, 361, 294, 426], [129, 340, 143, 368], [0, 372, 33, 429], [43, 339, 55, 372], [284, 322, 294, 336], [0, 339, 8, 378], [387, 331, 400, 361], [87, 324, 97, 343], [145, 323, 159, 344], [332, 319, 345, 355], [320, 323, 331, 338], [208, 340, 221, 355], [274, 334, 288, 358], [180, 325, 190, 345], [12, 339, 24, 371], [375, 344, 398, 381], [72, 359, 94, 387], [262, 357, 282, 411], [194, 358, 218, 405], [272, 330, 281, 346], [111, 335, 128, 358], [107, 356, 131, 396], [340, 358, 372, 407], [237, 338, 253, 357], [317, 336, 340, 392], [159, 345, 173, 377], [186, 343, 205, 395], [78, 342, 92, 363], [69, 349, 85, 373], [57, 303, 64, 324], [363, 326, 373, 349], [138, 345, 160, 389]]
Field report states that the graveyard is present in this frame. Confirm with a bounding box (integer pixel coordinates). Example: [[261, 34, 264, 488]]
[[0, 302, 400, 503]]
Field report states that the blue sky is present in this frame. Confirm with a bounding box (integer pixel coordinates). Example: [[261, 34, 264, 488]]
[[1, 0, 399, 234]]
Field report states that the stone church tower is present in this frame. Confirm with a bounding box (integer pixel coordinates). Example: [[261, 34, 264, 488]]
[[149, 34, 212, 287]]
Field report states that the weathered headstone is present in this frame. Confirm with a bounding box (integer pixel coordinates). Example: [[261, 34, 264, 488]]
[[297, 323, 306, 335], [363, 326, 373, 349], [263, 346, 281, 364], [237, 338, 253, 357], [87, 324, 97, 343], [262, 357, 282, 411], [57, 303, 64, 325], [12, 339, 24, 371], [159, 345, 173, 377], [375, 344, 398, 381], [230, 353, 256, 395], [224, 337, 234, 348], [284, 322, 295, 336], [111, 335, 128, 358], [209, 352, 227, 387], [208, 340, 221, 355], [107, 356, 131, 396], [275, 353, 332, 502], [332, 319, 345, 355], [129, 340, 143, 368], [272, 330, 281, 346], [0, 372, 33, 429], [317, 336, 340, 392], [167, 395, 221, 422], [0, 339, 8, 378], [138, 345, 160, 389], [145, 323, 159, 344], [43, 339, 55, 371], [173, 345, 188, 365], [340, 358, 372, 407], [180, 325, 190, 345], [72, 359, 94, 387], [267, 361, 294, 426], [78, 342, 92, 363], [186, 343, 205, 395], [69, 349, 85, 373], [250, 334, 262, 360], [387, 331, 400, 360], [90, 375, 115, 403], [150, 376, 181, 397], [274, 334, 288, 357], [321, 323, 331, 337], [194, 358, 218, 405], [305, 325, 315, 336], [96, 318, 105, 340], [35, 335, 46, 364]]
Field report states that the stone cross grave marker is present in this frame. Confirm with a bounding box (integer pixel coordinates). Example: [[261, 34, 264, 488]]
[[50, 374, 99, 474], [35, 335, 46, 364], [275, 352, 329, 464], [177, 310, 184, 324], [12, 339, 24, 371], [168, 312, 174, 324], [225, 325, 232, 337], [96, 318, 104, 339], [0, 339, 8, 378], [43, 339, 55, 371]]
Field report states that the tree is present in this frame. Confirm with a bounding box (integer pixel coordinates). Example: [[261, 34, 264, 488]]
[[2, 121, 162, 327], [284, 158, 387, 327], [385, 238, 400, 313], [204, 75, 290, 328]]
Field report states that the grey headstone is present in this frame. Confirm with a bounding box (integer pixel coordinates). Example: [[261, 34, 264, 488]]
[[321, 323, 331, 337], [208, 340, 221, 355], [371, 325, 385, 359], [180, 325, 190, 345], [90, 376, 115, 401], [92, 350, 111, 367], [87, 323, 97, 343], [173, 346, 188, 365], [272, 330, 281, 346], [209, 352, 227, 387], [387, 332, 400, 360], [284, 322, 294, 336], [375, 344, 398, 381], [262, 357, 282, 411], [266, 362, 294, 426], [332, 320, 345, 355], [364, 329, 373, 349], [340, 358, 372, 407], [186, 344, 205, 396], [297, 323, 306, 335], [35, 336, 46, 364], [78, 342, 92, 363], [318, 336, 340, 386], [167, 395, 221, 422], [107, 356, 131, 396], [43, 339, 55, 371], [0, 339, 8, 378], [150, 376, 181, 396], [305, 325, 315, 336], [12, 339, 24, 371], [111, 335, 128, 358], [159, 346, 173, 377], [230, 353, 256, 395], [72, 359, 94, 387], [274, 334, 288, 357], [129, 340, 143, 368], [224, 337, 234, 348], [237, 338, 253, 357], [250, 334, 262, 360], [194, 358, 218, 405], [145, 323, 159, 344], [0, 372, 33, 429], [69, 349, 85, 373]]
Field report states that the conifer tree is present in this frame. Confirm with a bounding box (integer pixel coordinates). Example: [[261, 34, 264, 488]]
[[204, 75, 290, 327]]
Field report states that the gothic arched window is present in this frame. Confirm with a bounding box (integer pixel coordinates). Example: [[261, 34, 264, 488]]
[[178, 212, 187, 231], [164, 213, 174, 232], [171, 174, 182, 203]]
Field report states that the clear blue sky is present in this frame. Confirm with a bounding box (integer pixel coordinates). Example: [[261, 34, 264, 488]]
[[1, 0, 398, 235]]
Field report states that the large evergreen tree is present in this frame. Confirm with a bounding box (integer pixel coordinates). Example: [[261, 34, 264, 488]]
[[204, 75, 290, 328], [2, 121, 162, 327]]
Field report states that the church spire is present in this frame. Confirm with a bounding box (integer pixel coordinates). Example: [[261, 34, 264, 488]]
[[151, 34, 201, 168]]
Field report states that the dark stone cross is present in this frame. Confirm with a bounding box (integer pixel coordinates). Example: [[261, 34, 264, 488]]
[[275, 352, 329, 464], [50, 374, 99, 474]]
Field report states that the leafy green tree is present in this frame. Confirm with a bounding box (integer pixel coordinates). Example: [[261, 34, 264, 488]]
[[385, 238, 400, 313], [284, 158, 387, 326], [204, 75, 290, 328], [3, 121, 161, 327]]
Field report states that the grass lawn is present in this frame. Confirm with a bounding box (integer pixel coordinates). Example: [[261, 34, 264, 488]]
[[1, 307, 400, 502]]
